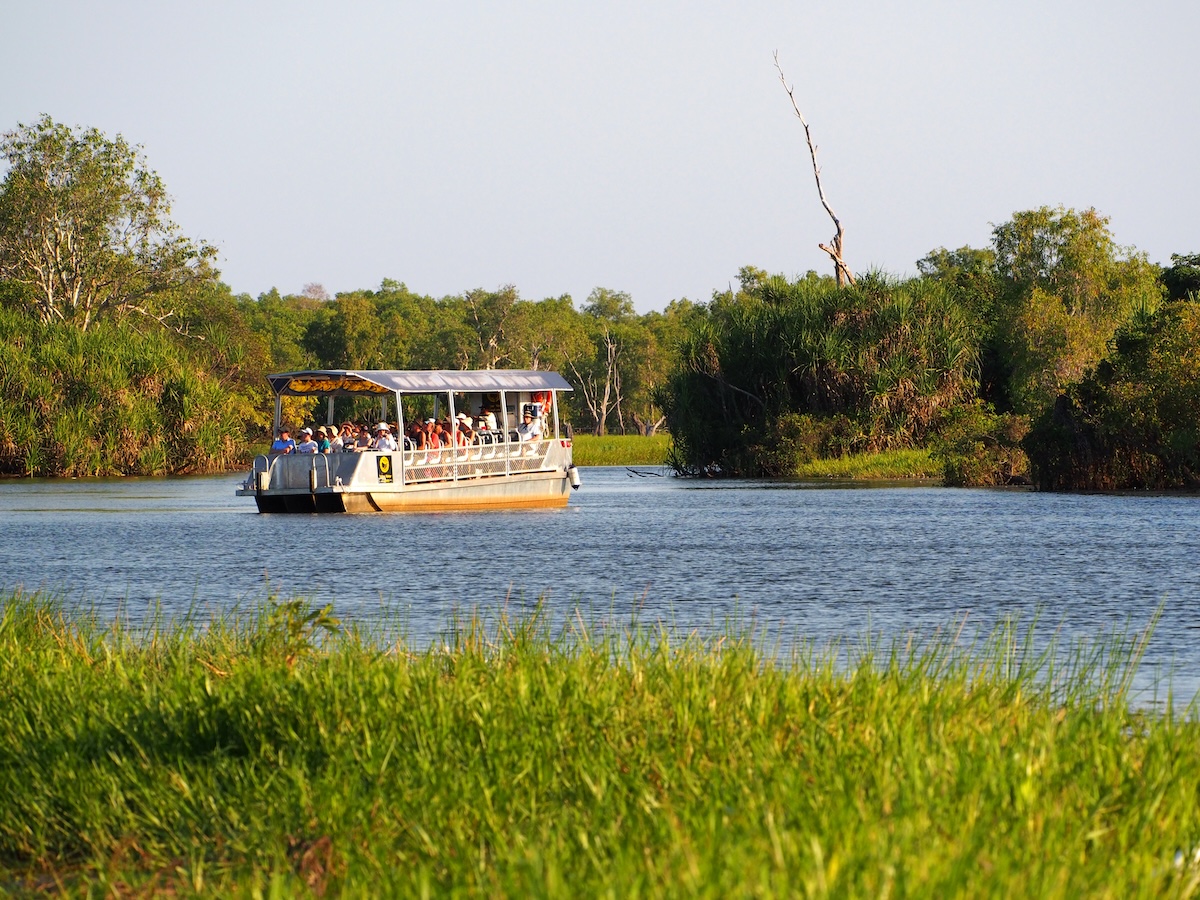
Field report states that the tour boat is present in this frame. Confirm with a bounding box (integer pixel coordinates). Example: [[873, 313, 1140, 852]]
[[235, 369, 581, 513]]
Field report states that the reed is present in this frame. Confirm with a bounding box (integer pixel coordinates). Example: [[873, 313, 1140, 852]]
[[1, 592, 1197, 896], [571, 433, 670, 466], [792, 447, 941, 480]]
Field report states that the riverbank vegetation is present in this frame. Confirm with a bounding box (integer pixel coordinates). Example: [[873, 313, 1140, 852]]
[[571, 433, 670, 467], [660, 211, 1195, 488], [1, 116, 1197, 489], [2, 593, 1198, 895], [792, 447, 939, 480]]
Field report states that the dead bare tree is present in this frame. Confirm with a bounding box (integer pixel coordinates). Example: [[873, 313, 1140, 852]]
[[774, 51, 855, 287]]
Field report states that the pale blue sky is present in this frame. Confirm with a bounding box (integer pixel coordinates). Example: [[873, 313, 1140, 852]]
[[4, 1, 1197, 311]]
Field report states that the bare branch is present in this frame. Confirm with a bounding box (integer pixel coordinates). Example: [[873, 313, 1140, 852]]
[[774, 51, 855, 286]]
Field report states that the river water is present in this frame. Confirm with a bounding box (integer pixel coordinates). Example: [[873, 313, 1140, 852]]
[[2, 468, 1199, 698]]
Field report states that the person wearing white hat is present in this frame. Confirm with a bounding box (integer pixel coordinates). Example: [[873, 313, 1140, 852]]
[[373, 422, 397, 452], [296, 427, 319, 454]]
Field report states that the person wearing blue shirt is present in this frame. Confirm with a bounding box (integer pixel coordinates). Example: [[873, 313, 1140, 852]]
[[271, 428, 296, 454]]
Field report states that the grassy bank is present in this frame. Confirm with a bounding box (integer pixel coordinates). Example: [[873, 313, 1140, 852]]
[[568, 436, 941, 479], [571, 432, 670, 466], [792, 447, 942, 480], [1, 594, 1197, 896]]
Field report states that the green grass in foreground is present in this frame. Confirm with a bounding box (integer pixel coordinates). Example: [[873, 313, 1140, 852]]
[[571, 432, 669, 467], [793, 447, 941, 480], [1, 594, 1198, 896]]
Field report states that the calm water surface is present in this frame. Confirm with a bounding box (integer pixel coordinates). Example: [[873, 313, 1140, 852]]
[[2, 468, 1199, 695]]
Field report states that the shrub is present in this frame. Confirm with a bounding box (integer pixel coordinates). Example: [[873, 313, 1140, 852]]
[[661, 273, 978, 476], [932, 402, 1030, 487], [1024, 302, 1200, 491], [0, 308, 249, 476]]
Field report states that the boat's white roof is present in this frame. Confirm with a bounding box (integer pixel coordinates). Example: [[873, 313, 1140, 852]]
[[267, 369, 573, 397]]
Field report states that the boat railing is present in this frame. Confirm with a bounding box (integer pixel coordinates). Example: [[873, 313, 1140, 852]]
[[255, 451, 338, 491], [248, 435, 561, 492], [400, 433, 554, 485]]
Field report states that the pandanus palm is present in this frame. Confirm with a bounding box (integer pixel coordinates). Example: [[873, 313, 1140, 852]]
[[662, 273, 980, 475]]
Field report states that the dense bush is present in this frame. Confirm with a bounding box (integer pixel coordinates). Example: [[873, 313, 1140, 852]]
[[931, 402, 1030, 487], [661, 273, 977, 476], [1024, 302, 1200, 491], [0, 309, 248, 476]]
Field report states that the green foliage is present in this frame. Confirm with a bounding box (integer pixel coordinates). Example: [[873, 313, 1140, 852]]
[[0, 115, 217, 330], [1162, 252, 1200, 302], [1024, 301, 1200, 490], [0, 594, 1192, 895], [0, 308, 246, 475], [931, 401, 1030, 486], [241, 280, 686, 439], [662, 272, 978, 476], [990, 206, 1163, 414], [916, 244, 1000, 322]]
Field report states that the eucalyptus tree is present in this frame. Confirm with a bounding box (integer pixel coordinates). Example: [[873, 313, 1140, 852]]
[[237, 288, 321, 372], [302, 294, 383, 369], [568, 288, 637, 435], [989, 206, 1162, 414], [504, 294, 591, 373], [0, 115, 216, 330], [463, 285, 519, 369]]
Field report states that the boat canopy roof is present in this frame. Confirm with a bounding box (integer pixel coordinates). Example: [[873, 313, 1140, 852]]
[[267, 369, 574, 398]]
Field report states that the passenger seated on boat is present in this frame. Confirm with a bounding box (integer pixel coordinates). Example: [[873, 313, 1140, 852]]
[[517, 411, 542, 442], [423, 419, 440, 449], [405, 423, 423, 450], [354, 424, 372, 451], [296, 427, 319, 454], [453, 414, 472, 447], [332, 423, 354, 452], [316, 426, 332, 454], [373, 423, 398, 452], [271, 428, 296, 454], [479, 408, 498, 432]]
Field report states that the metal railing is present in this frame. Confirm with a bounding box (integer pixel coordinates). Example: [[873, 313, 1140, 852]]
[[247, 437, 557, 493], [401, 434, 551, 485]]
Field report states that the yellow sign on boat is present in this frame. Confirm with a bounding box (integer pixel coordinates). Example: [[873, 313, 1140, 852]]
[[376, 455, 393, 483]]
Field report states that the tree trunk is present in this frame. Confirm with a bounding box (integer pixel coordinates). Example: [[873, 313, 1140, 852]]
[[775, 53, 855, 287]]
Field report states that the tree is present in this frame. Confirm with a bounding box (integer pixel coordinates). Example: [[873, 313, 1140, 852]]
[[505, 295, 591, 373], [463, 285, 519, 369], [569, 288, 637, 435], [303, 294, 383, 369], [1162, 253, 1200, 302], [916, 245, 999, 321], [774, 53, 854, 286], [989, 206, 1162, 414], [0, 115, 216, 330], [1024, 301, 1200, 490]]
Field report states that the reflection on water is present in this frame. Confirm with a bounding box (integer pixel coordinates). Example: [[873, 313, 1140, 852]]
[[2, 468, 1199, 696]]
